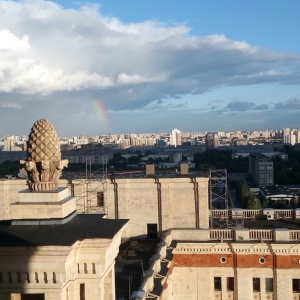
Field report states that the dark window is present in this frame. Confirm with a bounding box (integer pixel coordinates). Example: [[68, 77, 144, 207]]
[[97, 192, 104, 207], [265, 278, 273, 292], [253, 277, 260, 292], [214, 277, 222, 291], [53, 272, 56, 284], [147, 224, 158, 239], [227, 277, 234, 291], [17, 272, 21, 283], [8, 272, 12, 283], [80, 283, 85, 300], [44, 272, 48, 284], [293, 279, 300, 293]]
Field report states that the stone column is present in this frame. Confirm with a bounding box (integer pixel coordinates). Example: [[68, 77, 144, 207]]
[[236, 269, 252, 300]]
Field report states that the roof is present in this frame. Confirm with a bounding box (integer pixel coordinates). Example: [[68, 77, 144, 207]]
[[0, 214, 128, 247], [260, 185, 295, 197]]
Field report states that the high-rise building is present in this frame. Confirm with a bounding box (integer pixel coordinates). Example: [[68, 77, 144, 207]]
[[170, 129, 182, 147], [295, 129, 300, 144], [190, 136, 198, 145], [283, 127, 291, 144], [205, 132, 219, 150], [2, 135, 15, 151], [249, 153, 274, 186]]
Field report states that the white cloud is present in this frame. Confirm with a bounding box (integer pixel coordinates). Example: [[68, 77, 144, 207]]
[[0, 0, 300, 136], [0, 0, 299, 99], [0, 30, 30, 51]]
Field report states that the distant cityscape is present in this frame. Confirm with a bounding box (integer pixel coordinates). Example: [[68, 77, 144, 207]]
[[1, 127, 300, 152]]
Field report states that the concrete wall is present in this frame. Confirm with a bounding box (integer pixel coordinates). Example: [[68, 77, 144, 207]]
[[72, 176, 209, 237], [0, 176, 209, 237]]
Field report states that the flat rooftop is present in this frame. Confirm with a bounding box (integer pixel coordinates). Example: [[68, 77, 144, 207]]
[[0, 214, 128, 246]]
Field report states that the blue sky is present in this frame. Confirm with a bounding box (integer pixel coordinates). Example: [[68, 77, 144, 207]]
[[0, 0, 300, 136]]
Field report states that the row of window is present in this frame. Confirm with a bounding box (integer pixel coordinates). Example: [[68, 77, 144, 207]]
[[213, 277, 273, 292], [0, 272, 57, 284], [214, 277, 300, 293], [214, 277, 234, 291]]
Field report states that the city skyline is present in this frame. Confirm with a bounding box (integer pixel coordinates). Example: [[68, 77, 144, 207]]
[[0, 0, 300, 137]]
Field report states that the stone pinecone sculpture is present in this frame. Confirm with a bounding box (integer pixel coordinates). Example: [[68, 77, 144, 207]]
[[21, 119, 68, 191], [27, 119, 61, 162]]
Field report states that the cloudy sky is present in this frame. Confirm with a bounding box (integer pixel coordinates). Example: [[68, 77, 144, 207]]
[[1, 0, 300, 137]]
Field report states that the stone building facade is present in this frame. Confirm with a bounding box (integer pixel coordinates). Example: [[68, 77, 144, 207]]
[[71, 176, 209, 238]]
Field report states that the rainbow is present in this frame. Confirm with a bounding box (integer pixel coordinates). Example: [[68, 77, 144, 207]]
[[93, 100, 109, 129]]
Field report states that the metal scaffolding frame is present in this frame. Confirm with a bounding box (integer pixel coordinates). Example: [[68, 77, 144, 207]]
[[84, 155, 108, 215], [209, 169, 233, 229]]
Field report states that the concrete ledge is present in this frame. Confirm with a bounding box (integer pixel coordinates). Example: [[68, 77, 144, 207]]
[[18, 187, 70, 203]]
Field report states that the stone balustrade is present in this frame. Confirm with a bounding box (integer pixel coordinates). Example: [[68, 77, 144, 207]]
[[211, 208, 296, 219]]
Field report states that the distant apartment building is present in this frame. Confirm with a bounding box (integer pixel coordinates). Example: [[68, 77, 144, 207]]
[[249, 153, 274, 187], [230, 131, 243, 140], [205, 132, 219, 150], [2, 136, 16, 151], [283, 128, 291, 144], [282, 128, 300, 145], [233, 139, 247, 146], [170, 129, 182, 147], [295, 130, 300, 144], [190, 136, 198, 145], [72, 135, 89, 146]]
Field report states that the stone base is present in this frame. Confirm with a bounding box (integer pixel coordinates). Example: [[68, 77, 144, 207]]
[[11, 187, 76, 221], [28, 181, 58, 191], [18, 187, 70, 203]]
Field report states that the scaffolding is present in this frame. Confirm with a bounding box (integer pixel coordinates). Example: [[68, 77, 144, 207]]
[[209, 169, 234, 229], [84, 155, 108, 215]]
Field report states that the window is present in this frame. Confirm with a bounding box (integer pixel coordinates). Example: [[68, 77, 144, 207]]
[[265, 278, 273, 292], [214, 277, 222, 291], [80, 283, 85, 300], [259, 257, 266, 264], [8, 272, 12, 283], [293, 279, 300, 293], [97, 192, 104, 207], [220, 257, 227, 263], [53, 272, 56, 284], [44, 272, 48, 284], [35, 272, 39, 283], [253, 277, 260, 292], [227, 277, 234, 291], [17, 272, 21, 283], [26, 272, 30, 283]]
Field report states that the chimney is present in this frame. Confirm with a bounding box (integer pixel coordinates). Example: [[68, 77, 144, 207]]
[[180, 163, 189, 175], [146, 164, 155, 176]]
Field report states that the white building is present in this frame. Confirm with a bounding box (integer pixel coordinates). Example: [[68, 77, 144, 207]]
[[170, 129, 182, 147]]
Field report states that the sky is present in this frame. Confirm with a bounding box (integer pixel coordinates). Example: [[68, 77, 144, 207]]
[[1, 0, 300, 137]]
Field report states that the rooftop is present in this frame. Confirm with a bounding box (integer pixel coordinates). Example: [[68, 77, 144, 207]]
[[0, 214, 128, 246]]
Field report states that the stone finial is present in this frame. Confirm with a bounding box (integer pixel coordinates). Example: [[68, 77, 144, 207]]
[[20, 119, 68, 191]]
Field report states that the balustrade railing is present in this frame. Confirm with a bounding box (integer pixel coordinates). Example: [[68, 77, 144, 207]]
[[210, 229, 233, 240], [249, 230, 273, 241], [290, 230, 300, 241]]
